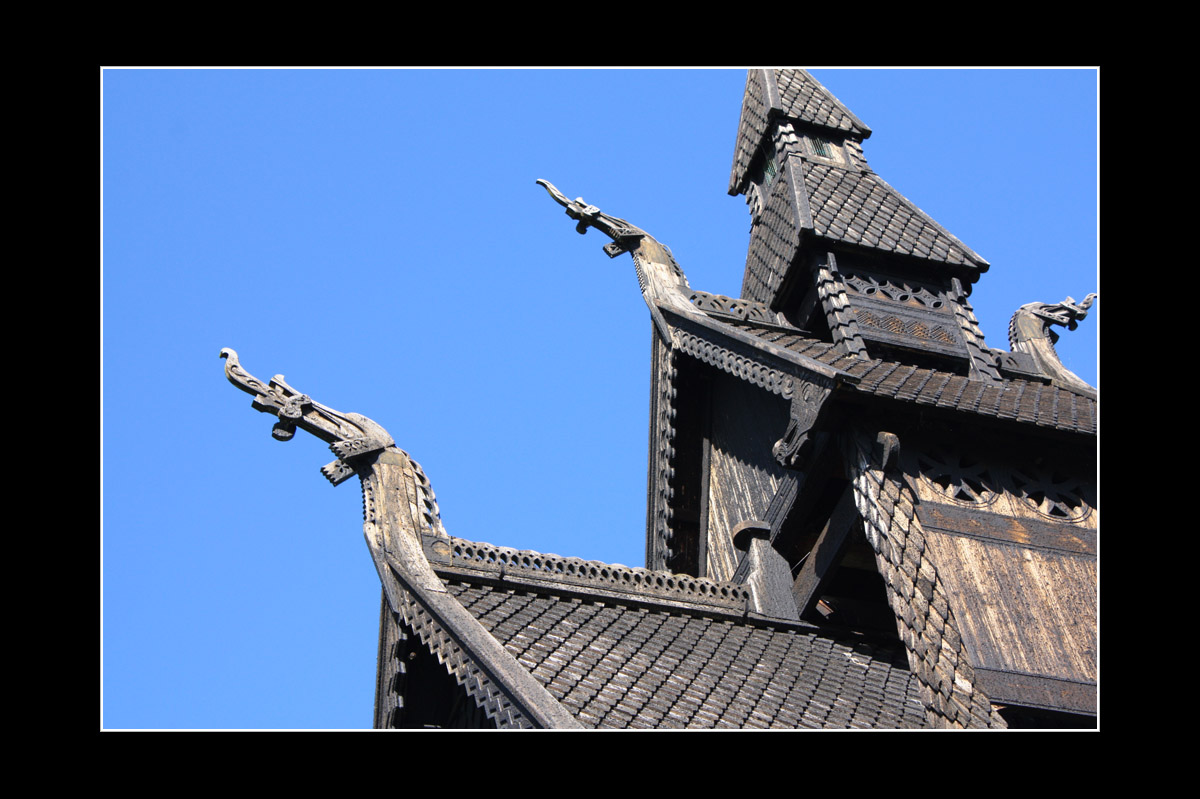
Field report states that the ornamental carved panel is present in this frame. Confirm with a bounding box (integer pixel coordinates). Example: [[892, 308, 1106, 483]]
[[904, 443, 1095, 529]]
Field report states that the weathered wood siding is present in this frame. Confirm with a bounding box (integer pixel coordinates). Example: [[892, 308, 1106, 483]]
[[906, 447, 1097, 705], [918, 509, 1097, 683], [705, 374, 789, 581]]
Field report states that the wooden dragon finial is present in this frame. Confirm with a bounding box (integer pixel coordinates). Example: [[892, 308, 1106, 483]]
[[537, 179, 701, 340], [1007, 293, 1097, 395], [220, 348, 395, 485]]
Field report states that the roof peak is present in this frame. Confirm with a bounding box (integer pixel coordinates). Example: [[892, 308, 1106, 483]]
[[730, 69, 872, 197], [773, 69, 873, 138]]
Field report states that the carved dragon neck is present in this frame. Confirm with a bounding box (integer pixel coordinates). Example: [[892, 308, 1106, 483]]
[[1007, 294, 1097, 396], [220, 348, 447, 595], [537, 179, 698, 340], [221, 348, 585, 728]]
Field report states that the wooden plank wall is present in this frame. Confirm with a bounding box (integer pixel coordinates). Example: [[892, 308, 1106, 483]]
[[705, 374, 789, 581], [919, 514, 1097, 684]]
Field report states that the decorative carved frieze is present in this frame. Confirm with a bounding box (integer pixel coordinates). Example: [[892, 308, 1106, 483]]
[[903, 442, 1095, 527], [688, 290, 781, 325], [841, 274, 967, 360], [674, 330, 796, 399], [842, 272, 946, 310], [429, 537, 752, 614], [648, 334, 680, 569]]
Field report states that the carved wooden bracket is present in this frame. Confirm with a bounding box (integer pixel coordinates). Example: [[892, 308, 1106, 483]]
[[772, 377, 833, 468]]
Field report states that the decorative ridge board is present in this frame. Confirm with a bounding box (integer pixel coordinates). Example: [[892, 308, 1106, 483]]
[[427, 536, 753, 615], [688, 290, 785, 326], [440, 553, 915, 665], [659, 304, 857, 387], [647, 332, 679, 571]]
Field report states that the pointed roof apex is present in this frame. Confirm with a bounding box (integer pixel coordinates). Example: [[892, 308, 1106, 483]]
[[774, 69, 872, 138], [730, 69, 872, 196]]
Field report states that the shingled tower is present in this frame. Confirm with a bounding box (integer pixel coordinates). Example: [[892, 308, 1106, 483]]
[[223, 70, 1096, 729], [643, 69, 1097, 724]]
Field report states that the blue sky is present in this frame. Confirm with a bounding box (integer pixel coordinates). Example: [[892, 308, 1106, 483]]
[[102, 67, 1098, 729]]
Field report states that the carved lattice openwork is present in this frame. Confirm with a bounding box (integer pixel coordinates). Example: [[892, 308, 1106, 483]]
[[843, 273, 945, 310], [908, 443, 1094, 524], [1008, 465, 1093, 522], [912, 448, 999, 507]]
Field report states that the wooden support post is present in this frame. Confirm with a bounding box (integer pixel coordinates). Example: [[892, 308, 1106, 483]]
[[791, 483, 859, 618]]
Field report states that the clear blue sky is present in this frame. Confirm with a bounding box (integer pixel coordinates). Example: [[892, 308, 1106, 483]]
[[101, 67, 1098, 729]]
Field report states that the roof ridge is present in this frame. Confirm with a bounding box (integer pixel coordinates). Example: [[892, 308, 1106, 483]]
[[430, 536, 753, 615]]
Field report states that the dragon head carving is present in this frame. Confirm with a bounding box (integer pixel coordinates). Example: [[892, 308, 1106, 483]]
[[220, 348, 394, 485]]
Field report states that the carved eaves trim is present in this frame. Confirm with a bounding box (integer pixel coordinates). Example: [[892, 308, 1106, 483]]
[[647, 330, 679, 571], [667, 311, 842, 474], [661, 305, 856, 388], [379, 565, 537, 729], [427, 536, 752, 616]]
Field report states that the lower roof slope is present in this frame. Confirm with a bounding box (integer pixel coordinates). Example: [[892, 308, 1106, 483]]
[[448, 580, 927, 729], [395, 537, 931, 729]]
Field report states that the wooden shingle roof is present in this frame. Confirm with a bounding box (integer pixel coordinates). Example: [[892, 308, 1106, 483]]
[[449, 580, 927, 728], [732, 69, 990, 310], [774, 69, 872, 137], [740, 151, 989, 305], [803, 163, 987, 268], [733, 320, 1096, 435], [380, 537, 931, 729], [730, 69, 871, 196]]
